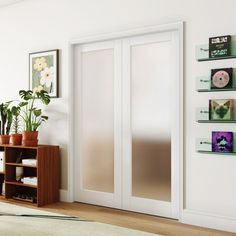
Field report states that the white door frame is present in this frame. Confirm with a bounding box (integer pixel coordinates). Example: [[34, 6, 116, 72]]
[[66, 22, 184, 219]]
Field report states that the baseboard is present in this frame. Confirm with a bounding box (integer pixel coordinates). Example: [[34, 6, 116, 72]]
[[181, 209, 236, 233], [59, 189, 71, 202]]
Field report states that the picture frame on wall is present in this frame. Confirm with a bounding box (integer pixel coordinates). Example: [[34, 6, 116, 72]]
[[211, 67, 233, 90], [209, 35, 231, 58], [212, 131, 233, 153], [209, 99, 234, 121], [29, 49, 59, 98]]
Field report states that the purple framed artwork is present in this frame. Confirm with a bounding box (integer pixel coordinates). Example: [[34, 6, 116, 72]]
[[212, 131, 233, 153]]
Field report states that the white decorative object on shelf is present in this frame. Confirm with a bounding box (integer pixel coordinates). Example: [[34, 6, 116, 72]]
[[0, 152, 4, 173], [2, 182, 5, 196], [22, 159, 37, 166], [16, 167, 23, 181], [22, 177, 37, 186]]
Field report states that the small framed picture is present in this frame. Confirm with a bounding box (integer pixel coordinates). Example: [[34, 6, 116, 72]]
[[29, 49, 59, 98], [209, 35, 231, 58], [211, 68, 232, 90], [209, 99, 234, 120], [212, 131, 233, 153]]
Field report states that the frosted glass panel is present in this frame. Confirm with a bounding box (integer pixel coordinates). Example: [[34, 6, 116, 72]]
[[131, 41, 171, 201], [82, 49, 114, 193]]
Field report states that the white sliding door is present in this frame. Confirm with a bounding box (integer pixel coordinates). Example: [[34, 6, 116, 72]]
[[122, 31, 180, 219], [74, 40, 122, 208], [74, 28, 181, 219]]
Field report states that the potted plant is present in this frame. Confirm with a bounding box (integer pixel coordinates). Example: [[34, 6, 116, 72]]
[[0, 102, 13, 144], [19, 89, 50, 146], [10, 105, 22, 145]]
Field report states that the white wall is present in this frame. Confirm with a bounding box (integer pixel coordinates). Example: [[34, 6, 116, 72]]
[[0, 0, 236, 232]]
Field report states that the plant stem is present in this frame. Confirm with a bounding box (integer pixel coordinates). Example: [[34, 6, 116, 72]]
[[29, 94, 37, 131]]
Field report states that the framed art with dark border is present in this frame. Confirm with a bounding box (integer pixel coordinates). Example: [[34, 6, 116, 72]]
[[29, 49, 59, 98]]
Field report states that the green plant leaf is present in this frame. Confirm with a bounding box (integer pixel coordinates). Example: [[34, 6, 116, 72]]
[[19, 102, 28, 107], [11, 106, 20, 116], [19, 90, 33, 100], [33, 109, 42, 117], [41, 115, 48, 120]]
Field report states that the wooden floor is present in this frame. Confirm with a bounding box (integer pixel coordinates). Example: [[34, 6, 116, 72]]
[[0, 198, 235, 236], [43, 202, 236, 236]]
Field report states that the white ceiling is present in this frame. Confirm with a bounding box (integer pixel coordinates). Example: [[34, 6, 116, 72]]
[[0, 0, 25, 7]]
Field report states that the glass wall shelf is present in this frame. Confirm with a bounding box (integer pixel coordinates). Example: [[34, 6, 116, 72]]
[[197, 150, 236, 155], [197, 88, 236, 92], [198, 55, 236, 62], [197, 120, 236, 123], [196, 70, 236, 91], [196, 39, 236, 61]]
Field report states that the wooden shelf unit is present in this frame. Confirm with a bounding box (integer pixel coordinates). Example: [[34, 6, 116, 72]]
[[0, 144, 60, 207]]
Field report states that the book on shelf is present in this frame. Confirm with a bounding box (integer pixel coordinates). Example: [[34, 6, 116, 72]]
[[22, 177, 37, 186], [22, 159, 37, 166]]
